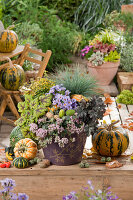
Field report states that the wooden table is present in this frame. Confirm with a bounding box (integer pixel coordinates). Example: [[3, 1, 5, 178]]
[[0, 45, 24, 70], [0, 98, 133, 200]]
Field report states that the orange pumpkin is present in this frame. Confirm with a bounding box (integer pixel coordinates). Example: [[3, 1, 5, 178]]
[[14, 138, 37, 160], [0, 30, 18, 53]]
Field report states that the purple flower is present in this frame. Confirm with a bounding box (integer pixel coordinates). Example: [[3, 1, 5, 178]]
[[9, 192, 18, 200], [30, 123, 38, 133], [1, 178, 16, 191], [18, 193, 29, 200], [36, 128, 47, 138], [65, 90, 70, 95]]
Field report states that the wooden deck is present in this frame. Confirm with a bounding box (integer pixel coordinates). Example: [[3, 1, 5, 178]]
[[0, 98, 133, 200]]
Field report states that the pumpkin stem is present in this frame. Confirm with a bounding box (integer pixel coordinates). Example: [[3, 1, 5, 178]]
[[18, 147, 25, 153], [0, 57, 14, 68], [7, 24, 15, 30], [107, 120, 120, 131]]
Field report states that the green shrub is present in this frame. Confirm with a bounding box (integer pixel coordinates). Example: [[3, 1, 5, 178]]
[[54, 64, 99, 97], [40, 0, 82, 21], [39, 17, 81, 71], [15, 22, 43, 46], [120, 43, 133, 72], [74, 0, 133, 33]]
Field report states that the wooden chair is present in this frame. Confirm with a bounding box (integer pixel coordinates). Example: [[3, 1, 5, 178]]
[[0, 44, 52, 125]]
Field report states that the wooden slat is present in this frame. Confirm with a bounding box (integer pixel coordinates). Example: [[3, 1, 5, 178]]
[[127, 105, 133, 113], [0, 87, 20, 94], [17, 44, 30, 66], [108, 97, 121, 124], [24, 56, 42, 65], [0, 116, 15, 126], [6, 95, 20, 119], [13, 94, 23, 103], [28, 48, 45, 57], [115, 97, 129, 124], [102, 97, 111, 124], [0, 99, 7, 116], [36, 50, 52, 78]]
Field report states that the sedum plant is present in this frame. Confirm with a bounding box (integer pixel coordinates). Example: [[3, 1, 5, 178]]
[[104, 50, 120, 62], [54, 65, 99, 97], [120, 43, 133, 72], [116, 89, 133, 105], [88, 51, 104, 66]]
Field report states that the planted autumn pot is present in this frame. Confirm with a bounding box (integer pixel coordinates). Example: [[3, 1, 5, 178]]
[[87, 60, 120, 86], [81, 29, 121, 86], [16, 81, 106, 166]]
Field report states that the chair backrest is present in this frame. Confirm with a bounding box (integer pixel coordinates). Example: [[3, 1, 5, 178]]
[[17, 44, 52, 79]]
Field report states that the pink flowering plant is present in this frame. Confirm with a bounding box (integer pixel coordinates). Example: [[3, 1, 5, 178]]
[[0, 178, 29, 200]]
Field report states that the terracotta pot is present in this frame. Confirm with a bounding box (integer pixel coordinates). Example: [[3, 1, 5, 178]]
[[87, 61, 120, 86], [43, 132, 86, 166]]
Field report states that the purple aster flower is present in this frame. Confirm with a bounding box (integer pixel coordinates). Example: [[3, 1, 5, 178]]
[[9, 192, 18, 200], [1, 178, 16, 191], [65, 90, 70, 96], [0, 188, 8, 195], [18, 193, 29, 200]]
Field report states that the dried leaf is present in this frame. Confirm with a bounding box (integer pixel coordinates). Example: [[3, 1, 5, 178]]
[[128, 126, 133, 131], [121, 124, 128, 129], [130, 112, 133, 116], [117, 104, 121, 109], [104, 93, 111, 98], [104, 108, 112, 116], [106, 160, 123, 168], [104, 97, 114, 105]]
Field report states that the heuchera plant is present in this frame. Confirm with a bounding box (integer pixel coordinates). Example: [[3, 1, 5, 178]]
[[0, 178, 29, 200], [63, 180, 121, 200]]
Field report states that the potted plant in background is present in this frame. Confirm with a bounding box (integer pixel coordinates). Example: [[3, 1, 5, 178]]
[[81, 29, 121, 85], [15, 70, 106, 166]]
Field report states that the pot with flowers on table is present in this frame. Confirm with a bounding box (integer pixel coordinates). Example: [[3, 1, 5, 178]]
[[15, 76, 106, 166], [81, 30, 121, 86]]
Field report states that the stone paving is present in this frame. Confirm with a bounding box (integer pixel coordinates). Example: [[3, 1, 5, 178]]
[[0, 112, 14, 147]]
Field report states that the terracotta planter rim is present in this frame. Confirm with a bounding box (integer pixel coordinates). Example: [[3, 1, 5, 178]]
[[87, 60, 120, 69]]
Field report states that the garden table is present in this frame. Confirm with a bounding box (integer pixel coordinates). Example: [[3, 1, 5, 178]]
[[0, 45, 24, 70], [0, 99, 133, 200]]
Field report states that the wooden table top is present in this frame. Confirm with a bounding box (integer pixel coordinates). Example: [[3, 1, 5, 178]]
[[0, 45, 24, 61]]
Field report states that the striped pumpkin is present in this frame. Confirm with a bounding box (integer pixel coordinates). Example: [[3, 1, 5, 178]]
[[14, 138, 37, 160], [0, 57, 25, 90], [13, 157, 29, 168], [92, 120, 129, 156], [0, 30, 18, 53]]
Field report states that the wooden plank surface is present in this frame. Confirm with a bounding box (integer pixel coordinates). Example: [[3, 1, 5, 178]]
[[0, 98, 133, 200], [0, 45, 24, 61]]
